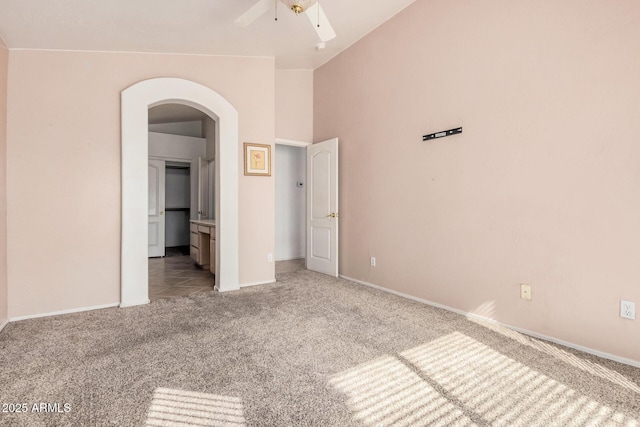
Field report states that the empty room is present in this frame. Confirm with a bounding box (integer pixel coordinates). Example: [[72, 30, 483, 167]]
[[0, 0, 639, 425]]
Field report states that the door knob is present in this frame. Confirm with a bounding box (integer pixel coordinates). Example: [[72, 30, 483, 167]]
[[326, 212, 339, 218], [160, 211, 164, 215]]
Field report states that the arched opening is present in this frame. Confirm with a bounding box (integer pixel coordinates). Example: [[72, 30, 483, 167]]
[[121, 78, 240, 307]]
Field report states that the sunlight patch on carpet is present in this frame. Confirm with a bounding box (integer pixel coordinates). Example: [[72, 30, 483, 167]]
[[145, 388, 246, 427], [468, 318, 640, 395], [329, 355, 475, 426], [330, 332, 638, 426]]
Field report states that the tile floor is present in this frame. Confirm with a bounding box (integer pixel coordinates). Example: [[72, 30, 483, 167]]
[[148, 255, 215, 301], [165, 245, 190, 257], [148, 256, 306, 302]]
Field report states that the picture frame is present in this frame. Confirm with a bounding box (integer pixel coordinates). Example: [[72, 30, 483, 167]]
[[244, 143, 271, 176]]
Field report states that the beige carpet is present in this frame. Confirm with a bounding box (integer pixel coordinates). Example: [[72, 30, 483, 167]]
[[0, 270, 639, 426]]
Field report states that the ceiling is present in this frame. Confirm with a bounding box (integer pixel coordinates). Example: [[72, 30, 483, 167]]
[[0, 0, 418, 69]]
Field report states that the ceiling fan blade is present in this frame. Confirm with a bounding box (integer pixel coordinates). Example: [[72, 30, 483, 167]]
[[305, 3, 336, 42], [234, 0, 272, 27]]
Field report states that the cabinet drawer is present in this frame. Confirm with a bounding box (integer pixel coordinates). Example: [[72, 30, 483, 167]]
[[190, 232, 199, 248], [190, 246, 199, 262], [197, 225, 211, 234], [190, 223, 198, 233]]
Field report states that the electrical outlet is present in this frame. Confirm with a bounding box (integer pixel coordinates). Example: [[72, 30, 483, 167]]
[[620, 300, 636, 320], [520, 284, 532, 300], [370, 257, 376, 267], [267, 253, 273, 262]]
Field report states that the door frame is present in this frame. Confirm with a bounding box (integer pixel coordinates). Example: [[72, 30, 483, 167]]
[[274, 137, 339, 276], [121, 77, 240, 307], [274, 139, 310, 263], [275, 138, 311, 148]]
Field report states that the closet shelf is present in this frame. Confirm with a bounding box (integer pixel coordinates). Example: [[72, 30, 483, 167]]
[[165, 207, 190, 212]]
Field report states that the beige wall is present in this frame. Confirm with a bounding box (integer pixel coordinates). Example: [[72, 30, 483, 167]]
[[314, 0, 640, 363], [0, 39, 7, 325], [275, 69, 313, 142], [7, 50, 275, 318]]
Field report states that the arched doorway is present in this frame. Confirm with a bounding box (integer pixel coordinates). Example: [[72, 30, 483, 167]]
[[121, 78, 240, 307]]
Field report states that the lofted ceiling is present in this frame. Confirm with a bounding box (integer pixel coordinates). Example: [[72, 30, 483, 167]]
[[0, 0, 418, 69]]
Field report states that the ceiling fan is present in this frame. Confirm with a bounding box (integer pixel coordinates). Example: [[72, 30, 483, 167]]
[[234, 0, 336, 43]]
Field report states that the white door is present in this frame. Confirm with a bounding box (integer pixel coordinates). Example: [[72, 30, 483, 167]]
[[148, 159, 166, 257], [306, 138, 339, 276]]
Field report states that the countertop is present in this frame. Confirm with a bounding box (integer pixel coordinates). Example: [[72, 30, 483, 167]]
[[190, 219, 216, 227]]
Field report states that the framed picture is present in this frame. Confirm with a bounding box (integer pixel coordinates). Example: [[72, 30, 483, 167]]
[[244, 143, 271, 176]]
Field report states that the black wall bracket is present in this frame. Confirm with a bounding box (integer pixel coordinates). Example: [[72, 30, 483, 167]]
[[423, 127, 462, 141]]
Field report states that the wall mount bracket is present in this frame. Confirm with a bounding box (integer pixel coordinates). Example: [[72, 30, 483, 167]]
[[423, 127, 462, 141]]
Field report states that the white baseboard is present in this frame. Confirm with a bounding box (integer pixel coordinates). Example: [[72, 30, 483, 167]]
[[214, 284, 240, 293], [9, 303, 120, 322], [275, 256, 305, 262], [240, 279, 276, 288], [0, 318, 8, 333], [119, 300, 150, 308], [340, 275, 640, 369]]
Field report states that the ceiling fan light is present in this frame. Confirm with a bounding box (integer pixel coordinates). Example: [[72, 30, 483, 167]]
[[279, 0, 318, 14]]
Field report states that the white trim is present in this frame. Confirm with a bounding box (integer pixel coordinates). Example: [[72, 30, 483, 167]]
[[121, 78, 240, 307], [239, 279, 276, 288], [9, 303, 120, 322], [275, 256, 305, 262], [275, 138, 311, 147], [340, 275, 640, 369], [0, 319, 8, 333], [148, 155, 193, 163], [487, 321, 640, 368], [120, 300, 150, 308]]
